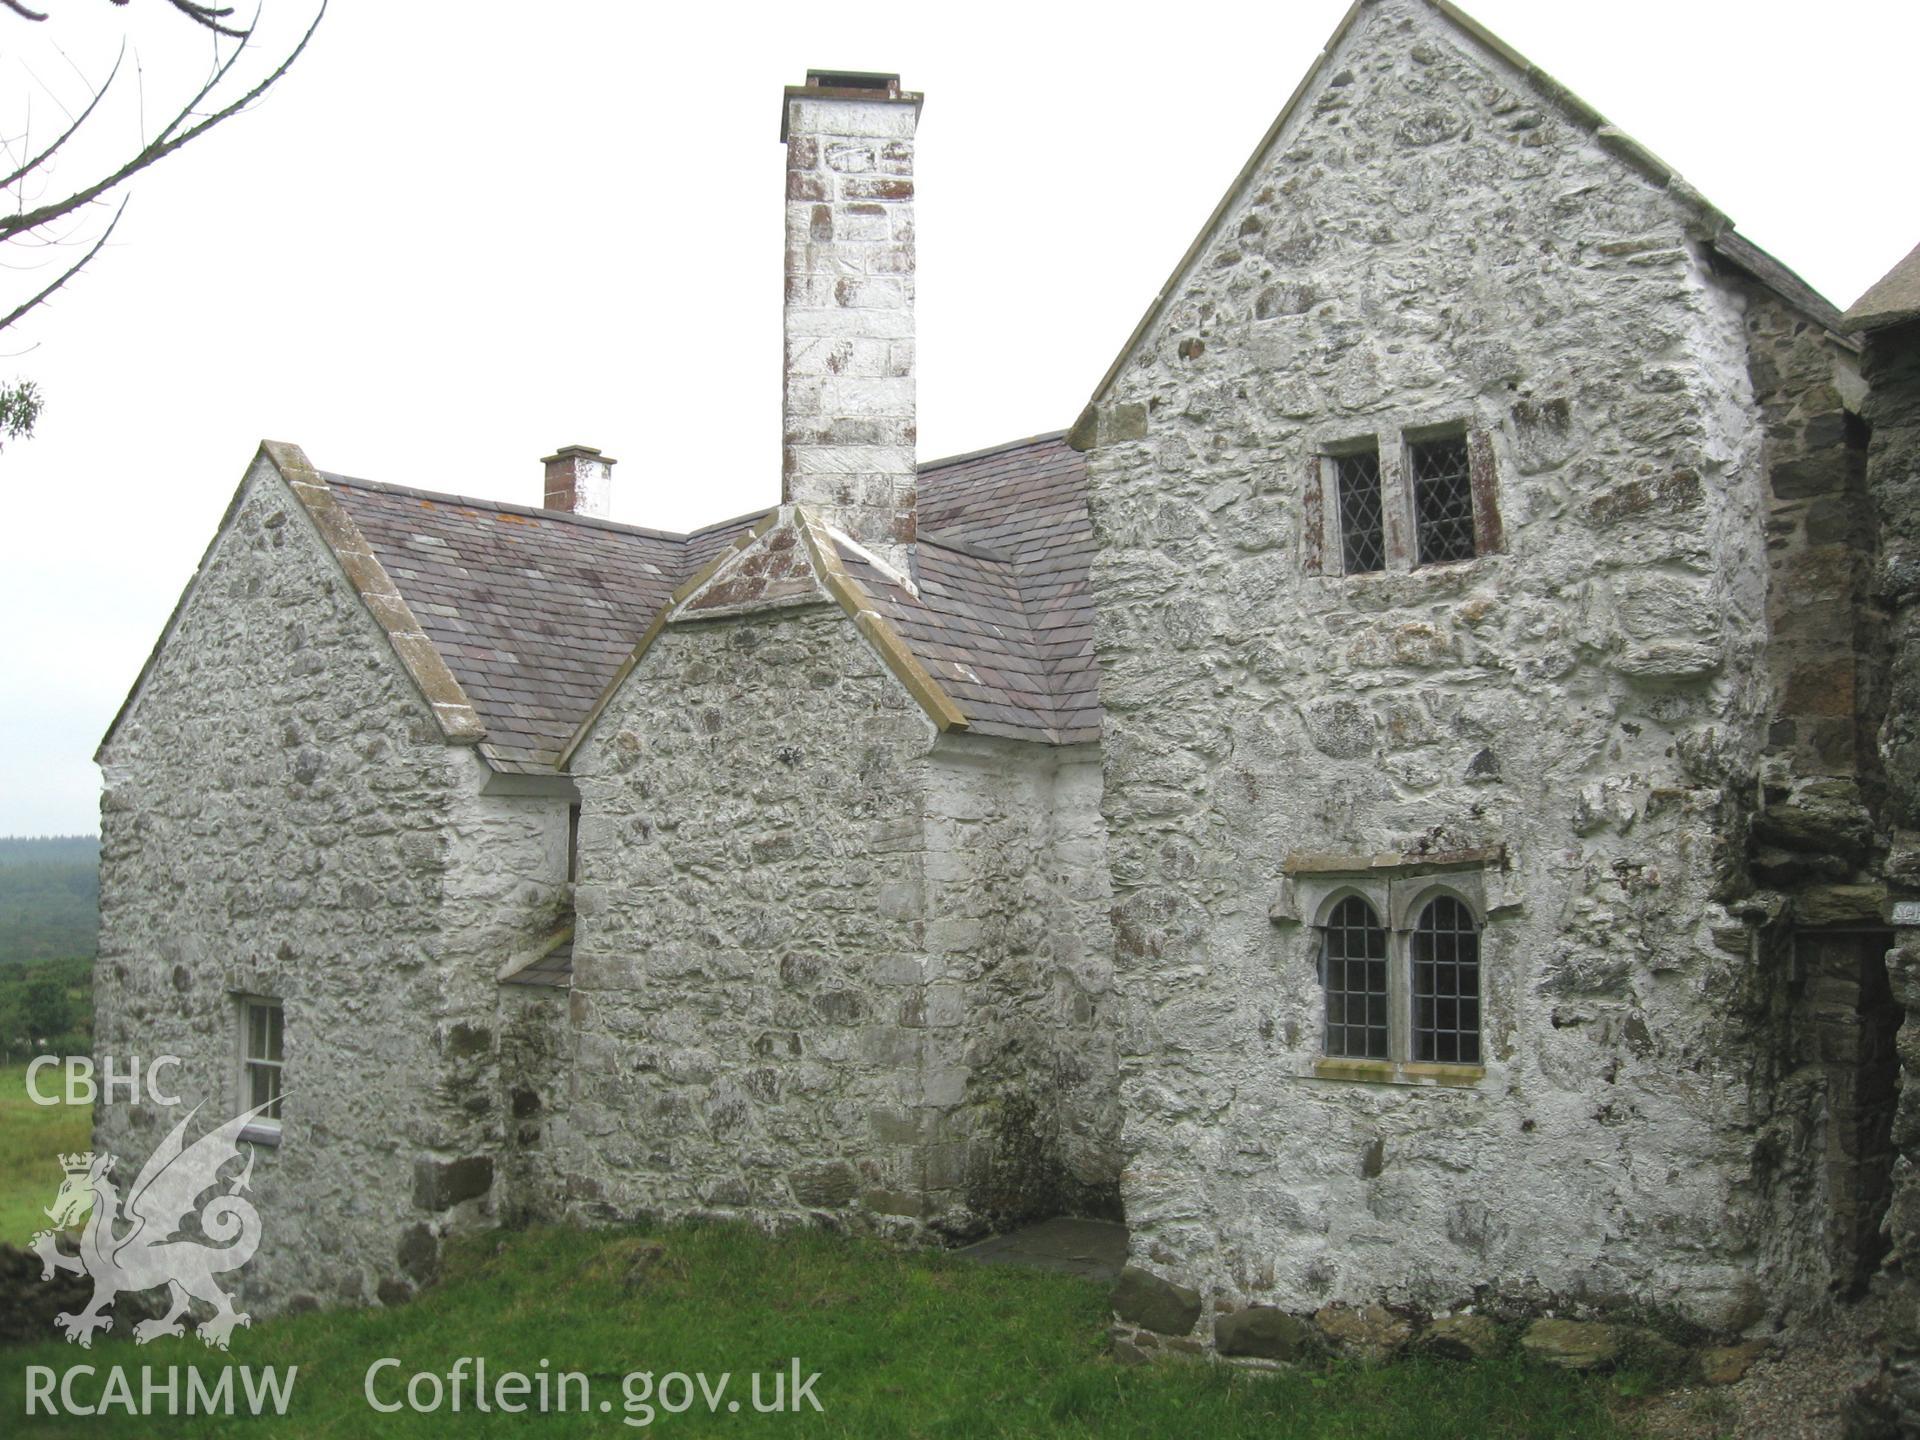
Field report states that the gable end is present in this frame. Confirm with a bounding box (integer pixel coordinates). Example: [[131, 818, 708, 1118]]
[[97, 441, 487, 763], [1071, 0, 1835, 437]]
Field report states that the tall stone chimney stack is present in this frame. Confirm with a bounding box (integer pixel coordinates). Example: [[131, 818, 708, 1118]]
[[781, 70, 922, 572], [541, 445, 615, 518]]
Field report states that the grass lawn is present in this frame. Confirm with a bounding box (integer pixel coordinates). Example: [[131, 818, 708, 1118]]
[[0, 1218, 1642, 1438], [0, 1062, 91, 1246]]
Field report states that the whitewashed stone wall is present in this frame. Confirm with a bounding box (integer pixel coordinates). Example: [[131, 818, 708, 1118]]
[[923, 736, 1121, 1228], [566, 603, 944, 1230], [1083, 0, 1786, 1330], [95, 459, 569, 1312], [565, 603, 1122, 1236]]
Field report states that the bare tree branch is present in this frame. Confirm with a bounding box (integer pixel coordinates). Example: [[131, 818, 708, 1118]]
[[0, 45, 126, 193], [0, 0, 325, 453], [0, 198, 124, 333], [0, 1, 326, 243], [159, 0, 252, 40], [4, 2, 251, 39]]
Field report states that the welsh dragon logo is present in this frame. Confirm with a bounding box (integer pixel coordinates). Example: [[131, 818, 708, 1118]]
[[31, 1102, 272, 1349]]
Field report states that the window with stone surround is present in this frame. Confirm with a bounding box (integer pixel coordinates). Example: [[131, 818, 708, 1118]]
[[238, 996, 284, 1142], [1307, 425, 1501, 575], [1281, 856, 1498, 1084]]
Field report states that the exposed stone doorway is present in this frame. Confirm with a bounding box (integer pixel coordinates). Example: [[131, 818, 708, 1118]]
[[1798, 928, 1903, 1296]]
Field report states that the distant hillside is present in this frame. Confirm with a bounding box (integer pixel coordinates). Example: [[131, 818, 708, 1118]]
[[0, 836, 99, 963]]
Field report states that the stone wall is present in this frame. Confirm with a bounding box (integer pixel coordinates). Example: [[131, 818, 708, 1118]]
[[1082, 0, 1787, 1332], [782, 87, 919, 569], [495, 982, 573, 1226], [1867, 322, 1920, 1324], [1740, 288, 1876, 791], [564, 599, 1123, 1238], [1849, 317, 1920, 1434], [94, 456, 557, 1314], [922, 736, 1121, 1233], [1727, 281, 1902, 1312], [565, 601, 945, 1232], [1865, 322, 1920, 837]]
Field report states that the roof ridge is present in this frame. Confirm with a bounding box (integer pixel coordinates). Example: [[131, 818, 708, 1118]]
[[323, 447, 1074, 542], [918, 431, 1068, 472], [685, 506, 778, 540], [322, 472, 710, 543]]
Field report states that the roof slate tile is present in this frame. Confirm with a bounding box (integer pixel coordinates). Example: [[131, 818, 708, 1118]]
[[324, 431, 1098, 764]]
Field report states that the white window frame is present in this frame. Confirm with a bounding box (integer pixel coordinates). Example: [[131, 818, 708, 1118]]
[[236, 994, 285, 1145]]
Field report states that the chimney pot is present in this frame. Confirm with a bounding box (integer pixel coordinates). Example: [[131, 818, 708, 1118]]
[[541, 444, 615, 518], [804, 69, 900, 95]]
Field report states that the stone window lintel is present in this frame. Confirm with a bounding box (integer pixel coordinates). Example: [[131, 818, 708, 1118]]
[[1274, 849, 1517, 927]]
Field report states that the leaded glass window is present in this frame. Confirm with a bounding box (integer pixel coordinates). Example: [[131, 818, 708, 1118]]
[[1323, 896, 1389, 1059], [1410, 435, 1476, 566], [1334, 450, 1385, 575], [1412, 896, 1480, 1064]]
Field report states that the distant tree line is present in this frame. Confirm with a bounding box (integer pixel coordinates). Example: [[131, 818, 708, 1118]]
[[0, 836, 98, 964]]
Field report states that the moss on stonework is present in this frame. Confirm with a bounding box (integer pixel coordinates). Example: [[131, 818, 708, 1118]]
[[967, 1090, 1089, 1229]]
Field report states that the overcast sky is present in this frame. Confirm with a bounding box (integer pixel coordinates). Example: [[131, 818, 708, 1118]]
[[1, 0, 1915, 837]]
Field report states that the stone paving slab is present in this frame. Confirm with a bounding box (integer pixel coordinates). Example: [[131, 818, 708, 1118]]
[[954, 1218, 1129, 1283]]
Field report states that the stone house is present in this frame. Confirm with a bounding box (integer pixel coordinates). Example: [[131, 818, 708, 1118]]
[[94, 0, 1913, 1372]]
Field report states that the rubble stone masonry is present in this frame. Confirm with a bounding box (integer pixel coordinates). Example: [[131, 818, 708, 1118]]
[[564, 601, 1121, 1237], [782, 85, 920, 569], [95, 457, 571, 1312], [1083, 0, 1809, 1331]]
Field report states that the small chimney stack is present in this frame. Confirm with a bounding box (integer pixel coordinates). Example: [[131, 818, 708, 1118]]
[[541, 445, 614, 518], [781, 69, 922, 571]]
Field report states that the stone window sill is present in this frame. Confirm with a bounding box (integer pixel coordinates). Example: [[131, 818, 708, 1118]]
[[1311, 1058, 1484, 1088], [240, 1123, 282, 1148]]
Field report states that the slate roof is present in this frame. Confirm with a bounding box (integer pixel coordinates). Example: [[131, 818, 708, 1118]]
[[327, 477, 761, 772], [1841, 240, 1920, 333], [320, 433, 1097, 768], [858, 433, 1099, 744]]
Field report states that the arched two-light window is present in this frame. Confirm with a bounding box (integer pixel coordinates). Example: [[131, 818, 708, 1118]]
[[1318, 890, 1482, 1066]]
